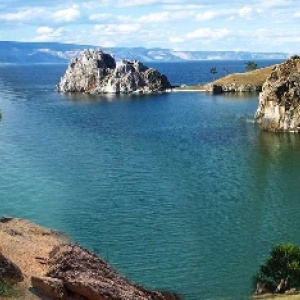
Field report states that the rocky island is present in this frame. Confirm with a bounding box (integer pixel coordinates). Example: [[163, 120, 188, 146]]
[[57, 49, 171, 94], [255, 55, 300, 131]]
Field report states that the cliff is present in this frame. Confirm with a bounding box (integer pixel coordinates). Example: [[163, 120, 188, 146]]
[[255, 56, 300, 131], [57, 49, 171, 94], [0, 217, 178, 300]]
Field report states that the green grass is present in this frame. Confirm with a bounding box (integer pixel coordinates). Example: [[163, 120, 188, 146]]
[[0, 281, 19, 298]]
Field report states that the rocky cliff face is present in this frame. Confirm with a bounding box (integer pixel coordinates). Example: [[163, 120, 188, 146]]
[[255, 56, 300, 131], [0, 217, 178, 300], [31, 244, 178, 300], [57, 49, 171, 94]]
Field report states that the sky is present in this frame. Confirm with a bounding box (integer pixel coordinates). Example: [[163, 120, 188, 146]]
[[0, 0, 299, 53]]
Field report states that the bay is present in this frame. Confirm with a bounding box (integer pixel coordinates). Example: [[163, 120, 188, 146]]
[[1, 60, 300, 300]]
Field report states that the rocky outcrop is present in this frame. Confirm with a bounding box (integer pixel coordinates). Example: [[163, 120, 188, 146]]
[[221, 84, 261, 92], [255, 55, 300, 131], [57, 49, 171, 94], [31, 276, 67, 299], [206, 83, 261, 93], [32, 244, 179, 300]]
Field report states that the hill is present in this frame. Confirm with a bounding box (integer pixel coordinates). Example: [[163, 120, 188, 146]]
[[0, 41, 290, 64]]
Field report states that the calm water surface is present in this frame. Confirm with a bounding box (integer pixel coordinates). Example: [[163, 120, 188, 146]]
[[1, 61, 300, 300]]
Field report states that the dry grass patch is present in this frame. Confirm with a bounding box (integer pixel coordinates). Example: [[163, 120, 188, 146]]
[[212, 66, 275, 86], [0, 217, 69, 299], [174, 65, 277, 91]]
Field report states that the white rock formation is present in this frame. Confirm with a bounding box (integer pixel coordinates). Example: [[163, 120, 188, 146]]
[[57, 49, 171, 94], [255, 55, 300, 131]]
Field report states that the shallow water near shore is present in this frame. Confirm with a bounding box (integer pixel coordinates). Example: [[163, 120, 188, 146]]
[[1, 61, 300, 300]]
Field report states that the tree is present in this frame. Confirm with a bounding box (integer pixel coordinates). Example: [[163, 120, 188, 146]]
[[254, 244, 300, 292], [245, 61, 258, 72], [210, 67, 217, 80]]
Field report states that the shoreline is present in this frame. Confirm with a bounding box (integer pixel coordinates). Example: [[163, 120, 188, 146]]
[[0, 217, 179, 300], [170, 64, 275, 94]]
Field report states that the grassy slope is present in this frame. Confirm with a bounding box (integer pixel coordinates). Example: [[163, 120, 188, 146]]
[[174, 65, 275, 91], [212, 66, 274, 86]]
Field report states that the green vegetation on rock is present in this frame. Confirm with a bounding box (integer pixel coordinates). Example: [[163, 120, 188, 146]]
[[0, 281, 18, 297]]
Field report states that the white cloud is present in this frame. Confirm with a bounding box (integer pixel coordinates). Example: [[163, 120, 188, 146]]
[[294, 11, 300, 17], [239, 6, 253, 19], [82, 1, 111, 9], [89, 13, 112, 21], [116, 0, 167, 6], [196, 9, 235, 21], [257, 0, 292, 8], [163, 4, 204, 10], [36, 26, 54, 34], [34, 27, 64, 42], [0, 0, 299, 52], [186, 28, 230, 40], [169, 36, 185, 43], [52, 5, 80, 22], [94, 23, 141, 34], [138, 11, 193, 23], [0, 7, 45, 21]]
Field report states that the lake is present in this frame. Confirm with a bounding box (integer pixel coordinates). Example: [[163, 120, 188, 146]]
[[1, 60, 300, 300]]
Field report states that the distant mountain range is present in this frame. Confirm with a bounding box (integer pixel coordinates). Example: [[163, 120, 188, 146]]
[[0, 41, 290, 64]]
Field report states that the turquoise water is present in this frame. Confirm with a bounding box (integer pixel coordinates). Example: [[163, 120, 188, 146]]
[[1, 62, 300, 300]]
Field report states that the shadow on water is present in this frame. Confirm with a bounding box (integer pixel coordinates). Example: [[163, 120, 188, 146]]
[[221, 91, 260, 99], [59, 91, 169, 104], [256, 131, 300, 157], [249, 130, 300, 263]]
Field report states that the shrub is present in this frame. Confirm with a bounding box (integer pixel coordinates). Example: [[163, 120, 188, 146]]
[[245, 61, 258, 71], [254, 244, 300, 291]]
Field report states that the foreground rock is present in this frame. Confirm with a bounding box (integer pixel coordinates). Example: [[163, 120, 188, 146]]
[[32, 243, 178, 300], [255, 55, 300, 131], [0, 217, 69, 299], [57, 49, 171, 94], [0, 217, 178, 299]]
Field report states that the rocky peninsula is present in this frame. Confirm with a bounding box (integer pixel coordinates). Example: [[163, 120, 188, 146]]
[[175, 65, 274, 93], [204, 66, 274, 93], [255, 55, 300, 132], [57, 49, 171, 94], [0, 217, 178, 300]]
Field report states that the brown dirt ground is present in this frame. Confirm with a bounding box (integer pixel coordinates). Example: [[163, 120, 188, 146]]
[[0, 217, 69, 300]]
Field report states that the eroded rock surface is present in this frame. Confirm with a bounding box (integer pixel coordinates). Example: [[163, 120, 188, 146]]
[[206, 83, 261, 93], [255, 55, 300, 131], [57, 49, 171, 94], [32, 244, 179, 300]]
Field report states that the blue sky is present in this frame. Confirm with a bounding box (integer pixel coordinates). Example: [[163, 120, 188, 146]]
[[0, 0, 299, 53]]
